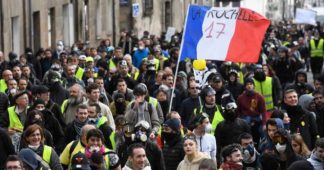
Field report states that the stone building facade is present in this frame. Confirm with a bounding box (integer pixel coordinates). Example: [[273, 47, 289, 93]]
[[0, 0, 252, 58]]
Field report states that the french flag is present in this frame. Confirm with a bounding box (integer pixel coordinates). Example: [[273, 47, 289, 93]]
[[179, 5, 270, 63]]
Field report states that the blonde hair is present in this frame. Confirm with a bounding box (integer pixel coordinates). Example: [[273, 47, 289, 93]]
[[291, 133, 311, 157]]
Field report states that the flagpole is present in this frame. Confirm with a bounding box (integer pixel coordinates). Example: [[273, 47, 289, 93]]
[[168, 4, 191, 114]]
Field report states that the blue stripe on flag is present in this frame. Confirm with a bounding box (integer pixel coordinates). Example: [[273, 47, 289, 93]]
[[180, 5, 210, 61]]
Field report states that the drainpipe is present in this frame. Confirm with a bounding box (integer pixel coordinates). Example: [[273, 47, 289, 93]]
[[112, 0, 116, 46], [0, 0, 3, 51], [29, 0, 33, 49]]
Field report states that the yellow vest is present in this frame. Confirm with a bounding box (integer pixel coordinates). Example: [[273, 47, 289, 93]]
[[75, 67, 84, 80], [0, 79, 7, 93], [42, 145, 53, 164], [310, 39, 324, 57], [149, 97, 158, 108], [61, 99, 69, 113], [8, 106, 24, 132], [109, 58, 117, 73], [194, 105, 223, 134], [254, 77, 274, 111]]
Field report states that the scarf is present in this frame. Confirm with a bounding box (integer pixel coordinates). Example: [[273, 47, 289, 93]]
[[73, 119, 87, 139]]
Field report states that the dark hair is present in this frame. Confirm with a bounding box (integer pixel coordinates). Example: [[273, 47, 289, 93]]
[[183, 133, 197, 144], [313, 89, 323, 96], [238, 132, 253, 144], [88, 103, 101, 114], [86, 128, 104, 142], [86, 83, 99, 94], [266, 118, 278, 129], [199, 159, 217, 170], [77, 104, 88, 112], [221, 144, 242, 160], [271, 109, 285, 120], [24, 110, 44, 129], [260, 152, 280, 170], [315, 138, 324, 149], [6, 155, 23, 168], [117, 78, 126, 84], [162, 73, 174, 80], [127, 143, 145, 157]]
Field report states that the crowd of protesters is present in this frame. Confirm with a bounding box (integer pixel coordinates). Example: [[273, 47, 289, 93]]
[[1, 20, 324, 170]]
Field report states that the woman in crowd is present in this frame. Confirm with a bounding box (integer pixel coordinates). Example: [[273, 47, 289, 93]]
[[177, 134, 209, 170], [291, 133, 311, 159], [21, 124, 62, 170]]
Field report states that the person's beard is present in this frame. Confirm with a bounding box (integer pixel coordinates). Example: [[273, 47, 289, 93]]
[[69, 95, 83, 105], [115, 101, 126, 115]]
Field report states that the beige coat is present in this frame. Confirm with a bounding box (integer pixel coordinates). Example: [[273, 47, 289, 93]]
[[177, 152, 209, 170]]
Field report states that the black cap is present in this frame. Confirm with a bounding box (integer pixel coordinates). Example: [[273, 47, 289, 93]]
[[14, 90, 29, 102], [71, 152, 89, 170]]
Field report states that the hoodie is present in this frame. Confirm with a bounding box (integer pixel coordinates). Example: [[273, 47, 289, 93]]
[[176, 152, 209, 170], [307, 151, 324, 170], [286, 69, 314, 96], [299, 94, 316, 118], [258, 118, 284, 153]]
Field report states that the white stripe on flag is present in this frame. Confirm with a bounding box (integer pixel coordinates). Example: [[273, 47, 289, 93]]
[[197, 8, 239, 61]]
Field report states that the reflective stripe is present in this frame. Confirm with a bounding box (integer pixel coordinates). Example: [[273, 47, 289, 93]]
[[254, 77, 274, 111], [8, 106, 23, 132], [61, 100, 69, 113], [75, 67, 84, 80], [310, 39, 324, 57], [0, 79, 7, 92], [134, 70, 140, 80], [43, 145, 52, 164], [109, 132, 116, 151]]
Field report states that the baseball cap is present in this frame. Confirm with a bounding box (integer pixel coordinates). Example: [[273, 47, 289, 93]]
[[79, 55, 86, 61], [85, 57, 94, 62], [71, 152, 89, 170]]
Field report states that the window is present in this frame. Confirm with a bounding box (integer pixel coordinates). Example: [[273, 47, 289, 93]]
[[143, 0, 153, 16]]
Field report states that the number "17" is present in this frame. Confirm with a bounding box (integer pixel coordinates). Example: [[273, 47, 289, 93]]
[[205, 22, 226, 38]]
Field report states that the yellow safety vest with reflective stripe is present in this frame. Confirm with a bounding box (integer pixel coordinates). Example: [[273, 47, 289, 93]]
[[109, 58, 117, 73], [109, 132, 116, 151], [149, 97, 158, 108], [253, 77, 274, 111], [42, 145, 52, 164], [193, 105, 223, 134], [8, 106, 24, 132], [61, 99, 69, 113], [96, 116, 116, 151], [0, 79, 7, 92], [81, 148, 110, 169], [75, 67, 84, 80], [310, 39, 324, 57]]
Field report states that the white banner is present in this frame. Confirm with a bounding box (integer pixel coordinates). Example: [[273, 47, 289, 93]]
[[294, 8, 317, 26]]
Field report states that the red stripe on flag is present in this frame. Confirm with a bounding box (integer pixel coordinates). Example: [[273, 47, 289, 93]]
[[226, 8, 270, 63]]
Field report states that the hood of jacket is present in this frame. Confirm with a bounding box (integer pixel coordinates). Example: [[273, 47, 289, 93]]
[[295, 69, 308, 83], [298, 94, 314, 112]]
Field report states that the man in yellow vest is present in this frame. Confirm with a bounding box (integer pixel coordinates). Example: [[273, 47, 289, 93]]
[[253, 65, 278, 112], [309, 31, 324, 77], [2, 91, 29, 135], [191, 85, 223, 134], [0, 69, 13, 93], [108, 47, 124, 75], [60, 124, 96, 169]]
